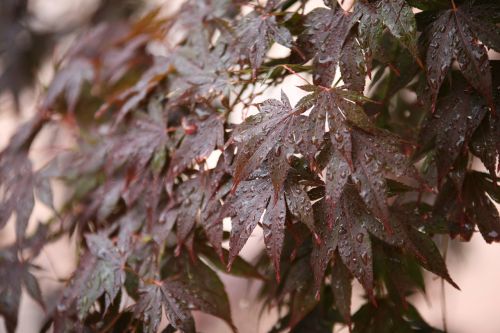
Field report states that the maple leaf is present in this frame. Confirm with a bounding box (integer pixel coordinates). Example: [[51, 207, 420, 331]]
[[434, 171, 500, 243], [0, 249, 45, 333], [231, 91, 298, 194], [352, 299, 444, 333], [162, 163, 229, 253], [223, 174, 276, 269], [44, 14, 159, 114], [357, 1, 385, 69], [312, 185, 376, 296], [234, 8, 292, 72], [223, 167, 317, 280], [377, 0, 419, 60], [135, 257, 235, 333], [469, 59, 500, 177], [312, 184, 457, 297], [166, 114, 224, 185], [297, 6, 359, 86], [420, 2, 496, 110], [108, 114, 169, 173], [356, 0, 420, 72], [470, 114, 499, 178], [289, 86, 415, 228], [375, 245, 426, 309], [339, 31, 367, 92], [56, 234, 127, 320], [0, 114, 47, 242], [3, 1, 500, 331], [291, 86, 371, 172], [418, 79, 487, 182], [43, 59, 94, 113], [97, 56, 170, 123], [278, 256, 318, 328], [331, 255, 353, 324], [136, 283, 195, 333], [350, 128, 417, 226]]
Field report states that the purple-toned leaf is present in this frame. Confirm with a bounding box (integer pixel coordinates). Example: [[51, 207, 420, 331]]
[[235, 11, 292, 71], [297, 7, 359, 86], [422, 11, 454, 110], [167, 115, 223, 184], [419, 85, 487, 182], [232, 93, 295, 191], [378, 0, 419, 59], [339, 31, 366, 92], [262, 191, 287, 281], [225, 176, 273, 267], [285, 181, 316, 234], [331, 255, 353, 324]]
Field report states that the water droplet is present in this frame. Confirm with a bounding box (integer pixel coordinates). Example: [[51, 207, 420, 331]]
[[488, 230, 499, 239], [361, 252, 369, 265], [356, 233, 364, 243], [274, 146, 282, 157], [339, 226, 347, 235]]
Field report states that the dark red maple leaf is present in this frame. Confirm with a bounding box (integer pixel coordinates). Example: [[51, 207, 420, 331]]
[[420, 1, 497, 110], [418, 78, 487, 183], [135, 257, 235, 333], [231, 91, 303, 195], [297, 6, 359, 86], [234, 7, 292, 73]]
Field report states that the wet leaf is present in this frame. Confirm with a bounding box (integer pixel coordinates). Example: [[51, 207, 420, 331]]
[[297, 6, 359, 86]]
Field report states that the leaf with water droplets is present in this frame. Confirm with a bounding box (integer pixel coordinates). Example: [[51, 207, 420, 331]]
[[357, 1, 385, 71], [232, 92, 296, 194], [421, 5, 495, 109], [325, 149, 350, 212], [285, 181, 316, 235], [459, 3, 500, 53], [312, 186, 376, 296], [235, 10, 292, 71], [377, 0, 419, 60], [352, 129, 416, 226], [163, 257, 235, 332], [470, 114, 499, 179], [57, 234, 127, 320], [297, 6, 359, 86], [136, 256, 235, 333], [223, 175, 273, 268], [299, 87, 372, 159], [263, 191, 287, 281], [453, 10, 494, 109], [331, 255, 353, 324], [311, 200, 338, 291], [335, 187, 374, 296], [406, 227, 458, 289], [135, 285, 170, 333], [418, 81, 487, 183], [421, 10, 454, 110], [167, 114, 224, 185], [339, 31, 366, 92], [463, 172, 500, 243]]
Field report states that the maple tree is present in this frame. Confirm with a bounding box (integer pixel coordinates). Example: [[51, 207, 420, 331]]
[[0, 0, 499, 332]]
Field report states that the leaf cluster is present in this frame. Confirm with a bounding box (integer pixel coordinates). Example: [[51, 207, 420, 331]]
[[0, 0, 499, 332]]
